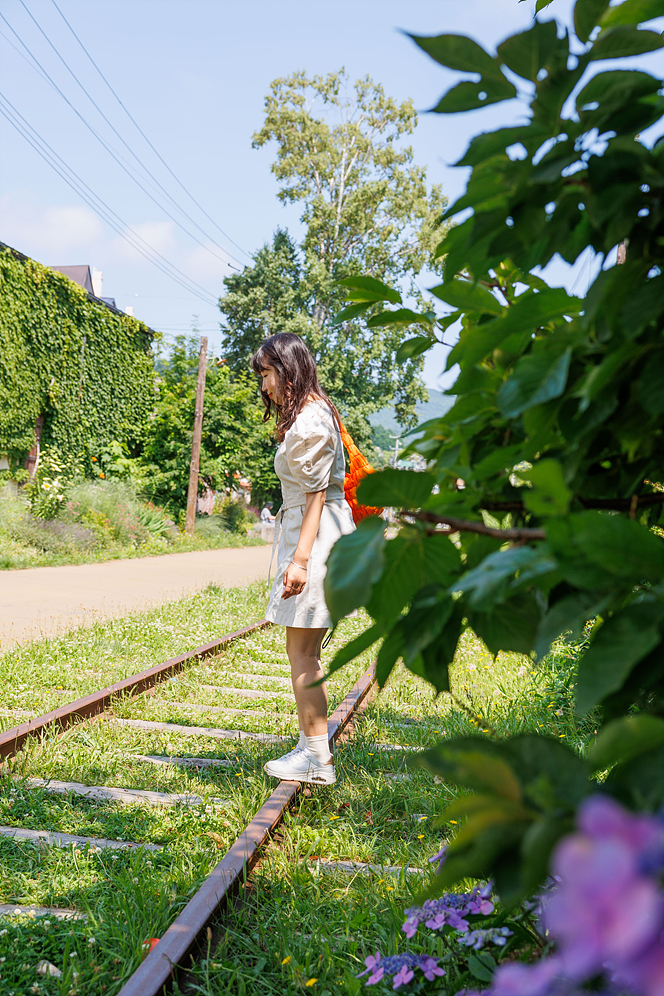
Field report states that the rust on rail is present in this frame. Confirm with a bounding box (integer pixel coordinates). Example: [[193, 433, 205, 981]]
[[118, 660, 377, 996], [0, 620, 270, 761]]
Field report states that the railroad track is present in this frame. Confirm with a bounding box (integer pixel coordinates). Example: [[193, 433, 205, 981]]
[[0, 618, 376, 994]]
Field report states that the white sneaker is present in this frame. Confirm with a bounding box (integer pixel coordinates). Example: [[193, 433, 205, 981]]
[[264, 747, 336, 785]]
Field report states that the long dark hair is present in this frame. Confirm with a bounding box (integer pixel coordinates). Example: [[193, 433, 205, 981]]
[[251, 333, 340, 442]]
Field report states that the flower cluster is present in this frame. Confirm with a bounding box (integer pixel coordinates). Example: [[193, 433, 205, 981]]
[[457, 927, 513, 951], [402, 885, 494, 939], [358, 951, 445, 989], [466, 795, 664, 996]]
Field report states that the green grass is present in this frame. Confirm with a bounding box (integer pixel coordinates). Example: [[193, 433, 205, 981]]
[[0, 582, 593, 996]]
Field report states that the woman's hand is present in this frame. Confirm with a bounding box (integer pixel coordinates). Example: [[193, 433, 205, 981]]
[[282, 561, 307, 599]]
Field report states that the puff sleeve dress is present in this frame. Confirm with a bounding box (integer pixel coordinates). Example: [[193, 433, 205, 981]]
[[265, 400, 355, 629]]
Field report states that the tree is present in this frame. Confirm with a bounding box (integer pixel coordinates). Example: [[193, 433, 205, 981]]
[[219, 229, 309, 375], [325, 0, 664, 926], [220, 70, 449, 447], [141, 337, 280, 511]]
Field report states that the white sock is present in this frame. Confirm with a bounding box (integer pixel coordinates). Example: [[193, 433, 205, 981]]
[[297, 729, 306, 750], [305, 732, 332, 765]]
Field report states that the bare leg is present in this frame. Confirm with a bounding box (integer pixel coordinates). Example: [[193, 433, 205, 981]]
[[286, 626, 328, 738]]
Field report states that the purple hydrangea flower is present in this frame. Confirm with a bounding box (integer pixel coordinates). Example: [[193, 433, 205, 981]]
[[419, 955, 446, 981], [543, 802, 663, 979], [458, 927, 513, 950], [402, 886, 494, 939], [357, 951, 445, 989], [491, 955, 564, 996]]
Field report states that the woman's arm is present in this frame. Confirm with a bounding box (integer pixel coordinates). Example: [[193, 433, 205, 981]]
[[281, 490, 326, 599]]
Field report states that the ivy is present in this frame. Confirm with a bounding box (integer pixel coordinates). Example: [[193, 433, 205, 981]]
[[0, 246, 155, 472]]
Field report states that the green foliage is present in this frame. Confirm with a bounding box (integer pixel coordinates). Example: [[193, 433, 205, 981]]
[[141, 337, 280, 511], [325, 0, 664, 902], [0, 248, 154, 472]]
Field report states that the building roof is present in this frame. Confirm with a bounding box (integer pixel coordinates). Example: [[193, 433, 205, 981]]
[[50, 264, 93, 294]]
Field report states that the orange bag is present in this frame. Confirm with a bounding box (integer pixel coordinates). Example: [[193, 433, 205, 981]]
[[339, 422, 384, 524]]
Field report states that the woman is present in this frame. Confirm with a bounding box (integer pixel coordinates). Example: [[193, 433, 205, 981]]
[[251, 332, 355, 785]]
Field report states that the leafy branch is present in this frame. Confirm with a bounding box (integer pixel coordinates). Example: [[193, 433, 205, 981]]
[[398, 510, 546, 542]]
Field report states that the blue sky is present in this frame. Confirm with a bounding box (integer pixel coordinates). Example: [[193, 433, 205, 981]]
[[1, 0, 662, 390]]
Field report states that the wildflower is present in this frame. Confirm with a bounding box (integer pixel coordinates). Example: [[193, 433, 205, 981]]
[[281, 956, 291, 965], [305, 979, 318, 987], [358, 952, 445, 989], [402, 886, 494, 939], [429, 846, 448, 874], [88, 937, 96, 945], [458, 927, 513, 950]]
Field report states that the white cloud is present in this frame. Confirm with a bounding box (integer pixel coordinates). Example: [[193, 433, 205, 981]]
[[1, 193, 104, 259], [183, 242, 238, 286], [112, 220, 176, 263]]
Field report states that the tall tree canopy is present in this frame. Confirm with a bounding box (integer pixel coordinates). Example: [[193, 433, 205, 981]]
[[219, 70, 448, 447]]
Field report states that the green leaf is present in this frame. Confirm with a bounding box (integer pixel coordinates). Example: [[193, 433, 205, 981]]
[[588, 714, 664, 771], [547, 512, 664, 587], [608, 743, 664, 810], [356, 468, 435, 509], [520, 815, 573, 895], [590, 25, 664, 59], [432, 77, 518, 114], [497, 19, 560, 82], [468, 591, 543, 655], [324, 516, 385, 625], [498, 347, 572, 419], [468, 955, 494, 984], [322, 623, 383, 682], [375, 624, 405, 688], [600, 0, 664, 28], [536, 0, 556, 10], [396, 336, 432, 363], [519, 459, 572, 516], [449, 288, 581, 369], [638, 356, 664, 416], [332, 302, 373, 325], [336, 275, 402, 304], [366, 531, 461, 627], [430, 278, 505, 315], [575, 0, 611, 43], [410, 33, 504, 77], [451, 546, 545, 610], [576, 604, 664, 714], [366, 308, 433, 329], [419, 742, 523, 801], [534, 591, 610, 661]]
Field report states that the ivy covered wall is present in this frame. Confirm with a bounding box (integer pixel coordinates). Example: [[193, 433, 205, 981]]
[[0, 246, 156, 471]]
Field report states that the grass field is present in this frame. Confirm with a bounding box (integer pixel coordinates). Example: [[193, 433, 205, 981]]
[[0, 582, 594, 995]]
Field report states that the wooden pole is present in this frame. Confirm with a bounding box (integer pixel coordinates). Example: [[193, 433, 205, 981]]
[[185, 336, 208, 536]]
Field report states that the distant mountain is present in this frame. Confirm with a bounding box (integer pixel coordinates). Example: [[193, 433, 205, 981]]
[[369, 389, 454, 437]]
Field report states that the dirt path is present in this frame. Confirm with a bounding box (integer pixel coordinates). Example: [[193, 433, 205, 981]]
[[0, 545, 272, 651]]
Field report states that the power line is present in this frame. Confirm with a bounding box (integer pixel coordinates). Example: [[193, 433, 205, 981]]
[[20, 0, 245, 270], [48, 0, 252, 265], [0, 92, 219, 307], [0, 7, 242, 272]]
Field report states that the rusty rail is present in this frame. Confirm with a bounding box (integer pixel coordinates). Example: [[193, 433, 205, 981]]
[[0, 620, 270, 761], [118, 661, 377, 996]]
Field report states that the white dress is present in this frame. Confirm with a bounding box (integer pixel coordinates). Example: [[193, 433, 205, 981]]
[[265, 400, 355, 629]]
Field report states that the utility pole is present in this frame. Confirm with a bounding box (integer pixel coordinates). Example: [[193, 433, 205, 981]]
[[185, 336, 208, 536], [390, 433, 400, 468]]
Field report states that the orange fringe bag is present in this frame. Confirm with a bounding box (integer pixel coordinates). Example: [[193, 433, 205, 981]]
[[339, 422, 384, 524]]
